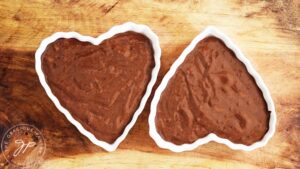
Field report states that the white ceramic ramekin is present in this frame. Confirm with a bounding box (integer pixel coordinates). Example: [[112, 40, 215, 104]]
[[35, 22, 161, 152], [149, 26, 276, 152]]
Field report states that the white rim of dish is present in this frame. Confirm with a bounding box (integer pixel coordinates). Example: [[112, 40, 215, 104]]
[[149, 26, 276, 152], [35, 22, 161, 152]]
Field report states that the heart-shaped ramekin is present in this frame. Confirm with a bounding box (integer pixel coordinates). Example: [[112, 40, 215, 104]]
[[149, 26, 276, 152], [35, 22, 161, 152]]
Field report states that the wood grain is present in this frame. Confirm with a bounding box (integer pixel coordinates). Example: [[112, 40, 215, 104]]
[[0, 0, 299, 168]]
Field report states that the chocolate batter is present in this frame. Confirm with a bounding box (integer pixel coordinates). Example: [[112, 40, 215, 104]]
[[42, 32, 155, 143], [156, 37, 270, 145]]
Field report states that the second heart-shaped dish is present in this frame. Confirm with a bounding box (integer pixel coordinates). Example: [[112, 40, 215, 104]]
[[149, 26, 276, 152]]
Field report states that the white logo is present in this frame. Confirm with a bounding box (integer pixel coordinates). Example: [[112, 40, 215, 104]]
[[1, 124, 46, 168], [13, 139, 37, 157]]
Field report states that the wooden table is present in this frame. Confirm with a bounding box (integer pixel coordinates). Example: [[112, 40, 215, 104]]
[[0, 0, 299, 168]]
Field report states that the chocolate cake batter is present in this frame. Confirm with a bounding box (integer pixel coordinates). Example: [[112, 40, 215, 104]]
[[42, 32, 155, 143], [156, 37, 270, 145]]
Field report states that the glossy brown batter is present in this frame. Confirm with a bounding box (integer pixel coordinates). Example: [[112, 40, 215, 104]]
[[42, 32, 155, 143], [156, 37, 270, 145]]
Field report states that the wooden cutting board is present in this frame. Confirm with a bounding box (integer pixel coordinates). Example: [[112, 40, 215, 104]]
[[0, 0, 299, 168]]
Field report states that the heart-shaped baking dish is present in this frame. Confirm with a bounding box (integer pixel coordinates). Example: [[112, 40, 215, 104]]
[[36, 22, 161, 151], [149, 26, 276, 152]]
